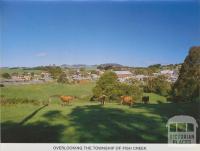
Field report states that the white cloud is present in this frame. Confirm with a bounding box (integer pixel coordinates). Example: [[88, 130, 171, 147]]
[[36, 52, 47, 57]]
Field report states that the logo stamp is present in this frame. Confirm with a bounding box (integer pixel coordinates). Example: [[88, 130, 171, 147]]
[[166, 115, 198, 144]]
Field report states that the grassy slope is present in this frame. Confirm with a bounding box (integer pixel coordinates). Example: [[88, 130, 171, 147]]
[[1, 83, 199, 143]]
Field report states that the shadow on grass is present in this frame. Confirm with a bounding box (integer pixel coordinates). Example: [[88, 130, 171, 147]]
[[133, 102, 200, 143], [1, 121, 65, 143], [1, 105, 66, 143], [1, 102, 199, 143], [19, 104, 48, 125], [67, 105, 167, 143]]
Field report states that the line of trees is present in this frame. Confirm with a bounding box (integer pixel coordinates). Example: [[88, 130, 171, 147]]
[[92, 46, 200, 103]]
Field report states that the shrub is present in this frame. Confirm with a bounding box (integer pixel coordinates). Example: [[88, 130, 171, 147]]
[[1, 73, 11, 79]]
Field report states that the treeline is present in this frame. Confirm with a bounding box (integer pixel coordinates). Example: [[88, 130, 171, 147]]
[[92, 71, 172, 102], [97, 63, 181, 75], [93, 46, 200, 103]]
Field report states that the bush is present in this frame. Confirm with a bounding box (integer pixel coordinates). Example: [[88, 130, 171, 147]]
[[57, 73, 69, 84], [0, 84, 5, 87], [1, 73, 11, 79], [0, 97, 40, 105]]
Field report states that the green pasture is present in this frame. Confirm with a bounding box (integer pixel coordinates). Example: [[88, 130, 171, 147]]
[[1, 83, 199, 143], [0, 68, 42, 75], [0, 82, 95, 101]]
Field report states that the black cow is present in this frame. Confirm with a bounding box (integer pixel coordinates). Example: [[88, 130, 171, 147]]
[[142, 96, 149, 104]]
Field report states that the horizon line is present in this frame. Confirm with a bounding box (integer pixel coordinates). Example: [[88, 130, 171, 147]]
[[0, 62, 182, 68]]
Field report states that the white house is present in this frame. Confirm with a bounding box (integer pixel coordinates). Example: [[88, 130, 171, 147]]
[[160, 70, 174, 76], [114, 71, 133, 82]]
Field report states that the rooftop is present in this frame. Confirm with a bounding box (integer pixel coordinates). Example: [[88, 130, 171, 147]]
[[114, 71, 132, 75]]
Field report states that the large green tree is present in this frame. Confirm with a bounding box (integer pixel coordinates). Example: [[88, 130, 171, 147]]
[[144, 75, 172, 96], [93, 71, 143, 101], [172, 46, 200, 102], [93, 71, 119, 99]]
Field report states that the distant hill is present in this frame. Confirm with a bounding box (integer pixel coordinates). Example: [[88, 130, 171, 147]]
[[97, 63, 125, 70], [60, 64, 97, 69]]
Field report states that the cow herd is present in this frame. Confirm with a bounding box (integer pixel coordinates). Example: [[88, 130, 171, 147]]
[[48, 95, 149, 107]]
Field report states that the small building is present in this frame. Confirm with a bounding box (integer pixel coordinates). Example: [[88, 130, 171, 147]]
[[91, 74, 99, 80], [132, 74, 149, 81], [160, 70, 175, 76], [114, 71, 133, 82]]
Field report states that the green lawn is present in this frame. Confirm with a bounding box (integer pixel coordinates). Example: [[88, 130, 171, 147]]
[[1, 83, 199, 143]]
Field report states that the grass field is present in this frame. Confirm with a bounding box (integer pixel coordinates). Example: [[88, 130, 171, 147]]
[[1, 82, 95, 101], [0, 68, 42, 75], [1, 82, 200, 143]]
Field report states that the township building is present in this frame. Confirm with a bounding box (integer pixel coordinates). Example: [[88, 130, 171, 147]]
[[114, 71, 133, 82]]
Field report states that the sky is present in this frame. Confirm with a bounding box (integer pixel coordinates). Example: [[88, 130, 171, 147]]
[[1, 0, 200, 67]]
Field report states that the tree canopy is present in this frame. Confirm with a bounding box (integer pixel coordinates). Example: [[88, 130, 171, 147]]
[[172, 46, 200, 102], [93, 71, 143, 101]]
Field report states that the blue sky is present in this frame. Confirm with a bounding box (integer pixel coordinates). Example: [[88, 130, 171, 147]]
[[1, 0, 200, 67]]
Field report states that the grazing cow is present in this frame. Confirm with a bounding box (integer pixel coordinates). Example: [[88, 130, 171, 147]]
[[60, 95, 75, 106], [120, 96, 134, 106], [49, 95, 75, 106], [142, 96, 149, 104], [98, 95, 106, 105], [90, 96, 97, 102]]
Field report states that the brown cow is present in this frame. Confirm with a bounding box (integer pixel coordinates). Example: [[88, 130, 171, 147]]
[[120, 96, 134, 106], [49, 95, 75, 106], [60, 95, 75, 106]]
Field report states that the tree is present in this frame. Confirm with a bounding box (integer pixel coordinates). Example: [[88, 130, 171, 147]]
[[93, 71, 143, 101], [92, 71, 119, 99], [1, 73, 11, 79], [31, 72, 34, 77], [47, 66, 62, 79], [144, 75, 171, 96], [172, 46, 200, 102], [57, 73, 69, 84], [148, 64, 161, 74], [116, 82, 143, 101]]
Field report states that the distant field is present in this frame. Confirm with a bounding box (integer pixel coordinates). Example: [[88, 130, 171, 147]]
[[0, 68, 43, 75], [1, 82, 95, 101], [1, 82, 199, 143]]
